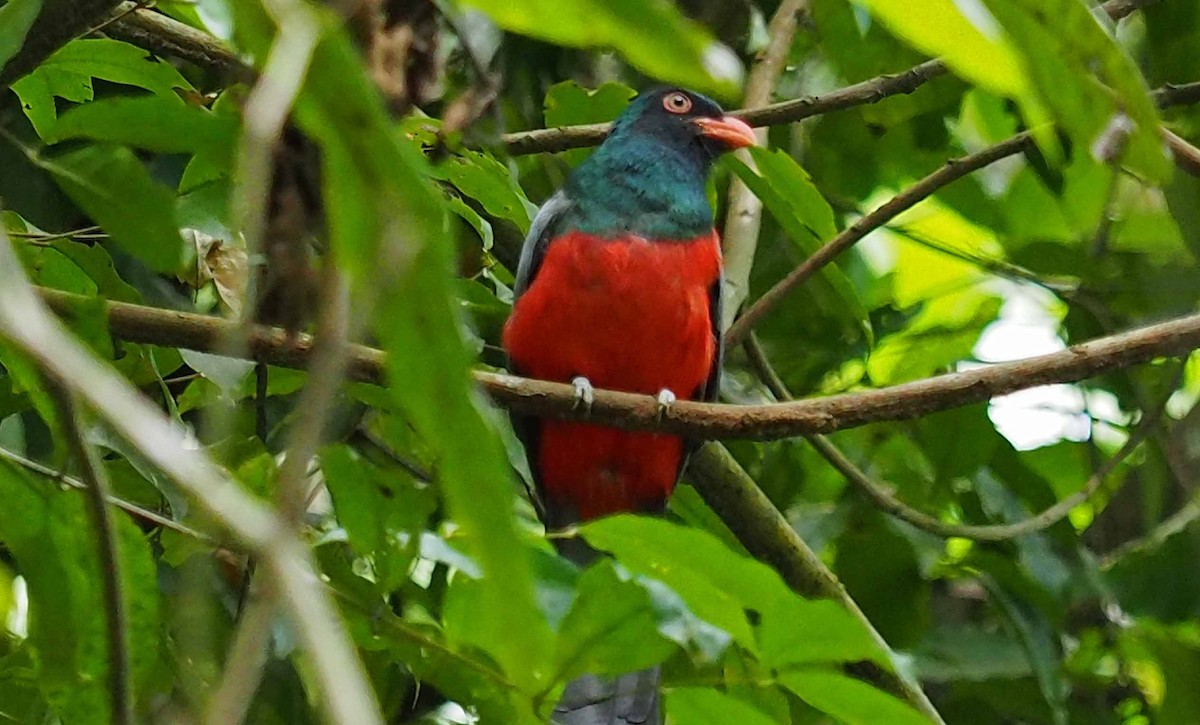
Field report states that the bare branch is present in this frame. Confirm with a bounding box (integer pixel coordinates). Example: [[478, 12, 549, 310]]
[[1163, 127, 1200, 177], [39, 289, 1200, 441], [0, 445, 208, 540], [48, 385, 132, 725], [810, 415, 1160, 542], [105, 2, 252, 81], [1154, 80, 1200, 109], [725, 133, 1032, 346], [0, 238, 384, 724], [720, 0, 808, 331], [1101, 486, 1200, 568]]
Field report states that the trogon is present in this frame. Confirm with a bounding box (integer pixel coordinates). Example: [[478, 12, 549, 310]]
[[503, 87, 756, 724]]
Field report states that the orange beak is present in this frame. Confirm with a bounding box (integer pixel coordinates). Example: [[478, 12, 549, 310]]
[[693, 115, 757, 149]]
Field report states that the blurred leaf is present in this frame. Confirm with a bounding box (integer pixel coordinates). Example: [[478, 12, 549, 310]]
[[239, 5, 556, 690], [46, 144, 184, 273], [849, 0, 1029, 99], [0, 0, 42, 72], [981, 0, 1170, 183], [461, 0, 741, 98]]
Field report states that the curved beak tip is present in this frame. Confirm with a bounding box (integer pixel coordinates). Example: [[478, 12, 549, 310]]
[[694, 115, 757, 149]]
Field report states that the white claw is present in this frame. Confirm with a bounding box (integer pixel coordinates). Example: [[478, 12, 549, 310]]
[[655, 388, 676, 422], [571, 376, 595, 416]]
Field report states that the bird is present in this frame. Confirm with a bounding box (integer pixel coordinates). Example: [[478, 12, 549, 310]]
[[502, 86, 756, 725]]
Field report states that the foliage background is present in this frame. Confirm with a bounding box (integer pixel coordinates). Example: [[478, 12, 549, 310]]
[[0, 0, 1198, 723]]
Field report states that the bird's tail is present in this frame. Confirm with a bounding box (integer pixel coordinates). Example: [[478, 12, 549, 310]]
[[553, 667, 661, 725]]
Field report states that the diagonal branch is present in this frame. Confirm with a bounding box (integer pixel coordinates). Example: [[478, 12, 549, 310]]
[[686, 444, 944, 722], [38, 288, 1200, 441], [725, 132, 1031, 346]]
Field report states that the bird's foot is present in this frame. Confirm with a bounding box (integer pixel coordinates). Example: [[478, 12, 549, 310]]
[[571, 376, 595, 417], [654, 388, 676, 423]]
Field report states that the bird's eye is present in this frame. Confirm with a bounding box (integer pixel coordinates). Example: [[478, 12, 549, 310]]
[[662, 92, 693, 114]]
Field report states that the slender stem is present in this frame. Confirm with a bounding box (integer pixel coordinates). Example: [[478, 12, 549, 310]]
[[48, 385, 132, 725]]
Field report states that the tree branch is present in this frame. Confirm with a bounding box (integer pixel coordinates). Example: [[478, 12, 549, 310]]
[[48, 384, 132, 725], [1162, 127, 1200, 177], [725, 132, 1032, 346], [686, 444, 945, 723], [38, 288, 1200, 441], [0, 239, 385, 724], [105, 2, 252, 82]]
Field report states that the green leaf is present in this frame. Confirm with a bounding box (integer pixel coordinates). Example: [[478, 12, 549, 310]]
[[10, 66, 92, 138], [980, 0, 1171, 183], [433, 149, 536, 234], [460, 0, 741, 98], [666, 688, 779, 725], [48, 96, 237, 154], [37, 38, 193, 96], [0, 0, 42, 73], [581, 516, 886, 666], [780, 669, 933, 725], [724, 149, 871, 341], [0, 459, 162, 722], [552, 561, 675, 681], [322, 445, 435, 591], [46, 144, 184, 273]]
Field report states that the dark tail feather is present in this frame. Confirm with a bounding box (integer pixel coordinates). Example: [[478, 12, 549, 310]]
[[553, 668, 661, 725]]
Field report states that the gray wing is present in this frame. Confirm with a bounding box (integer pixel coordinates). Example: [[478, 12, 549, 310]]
[[554, 669, 660, 725], [514, 190, 575, 298]]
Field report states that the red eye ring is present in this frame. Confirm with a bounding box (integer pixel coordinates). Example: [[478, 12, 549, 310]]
[[663, 92, 693, 114]]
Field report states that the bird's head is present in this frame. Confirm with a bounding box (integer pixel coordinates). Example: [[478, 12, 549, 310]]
[[606, 87, 757, 166]]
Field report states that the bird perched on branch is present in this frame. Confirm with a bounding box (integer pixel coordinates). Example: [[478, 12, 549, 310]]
[[503, 87, 755, 725]]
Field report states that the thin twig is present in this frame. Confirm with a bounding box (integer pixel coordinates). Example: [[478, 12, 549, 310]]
[[725, 132, 1032, 346], [0, 445, 210, 540], [37, 287, 1200, 441], [48, 384, 132, 725], [747, 332, 1180, 542], [1100, 486, 1200, 568], [1162, 127, 1200, 177], [810, 421, 1159, 542], [0, 233, 384, 724], [720, 0, 808, 331]]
